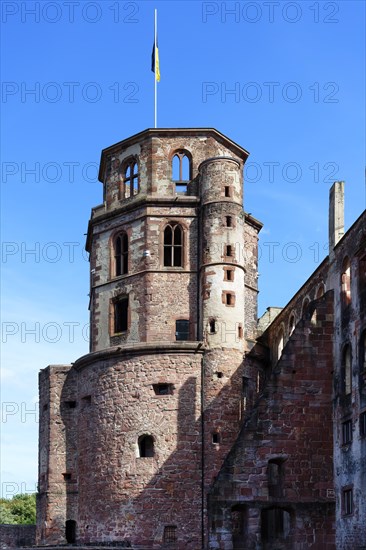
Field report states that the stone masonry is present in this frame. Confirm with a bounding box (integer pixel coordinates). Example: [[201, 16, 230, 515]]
[[37, 129, 365, 549]]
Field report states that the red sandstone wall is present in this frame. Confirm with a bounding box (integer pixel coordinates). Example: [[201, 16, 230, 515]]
[[208, 292, 335, 549]]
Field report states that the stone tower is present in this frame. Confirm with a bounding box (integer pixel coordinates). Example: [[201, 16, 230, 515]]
[[37, 128, 261, 549]]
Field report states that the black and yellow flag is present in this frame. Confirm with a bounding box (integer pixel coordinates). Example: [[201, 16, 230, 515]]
[[151, 41, 160, 82]]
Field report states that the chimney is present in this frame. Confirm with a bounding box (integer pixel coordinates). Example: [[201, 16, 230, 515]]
[[329, 181, 345, 254]]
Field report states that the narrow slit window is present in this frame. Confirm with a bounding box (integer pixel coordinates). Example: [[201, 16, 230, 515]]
[[360, 411, 366, 437], [209, 319, 216, 334], [238, 324, 243, 339], [226, 216, 232, 227], [212, 433, 220, 444], [226, 245, 233, 257], [224, 186, 230, 197]]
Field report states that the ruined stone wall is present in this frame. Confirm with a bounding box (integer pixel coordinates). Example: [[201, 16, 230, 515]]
[[262, 259, 329, 365], [0, 525, 36, 548], [208, 292, 335, 549], [328, 212, 366, 549], [37, 364, 77, 545]]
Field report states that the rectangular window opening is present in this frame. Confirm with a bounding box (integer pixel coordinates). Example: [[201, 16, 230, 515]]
[[238, 324, 243, 339], [224, 186, 230, 197], [163, 525, 177, 543], [342, 419, 352, 445], [226, 245, 233, 257], [64, 401, 77, 409], [226, 293, 234, 306], [114, 297, 128, 333], [226, 216, 232, 227], [360, 411, 366, 437], [153, 383, 173, 396], [342, 488, 353, 516], [175, 319, 189, 341], [212, 432, 220, 444], [62, 473, 72, 481], [209, 319, 216, 334], [82, 395, 92, 404], [175, 183, 187, 195]]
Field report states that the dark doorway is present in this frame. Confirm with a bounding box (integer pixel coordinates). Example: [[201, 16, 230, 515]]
[[65, 520, 76, 543]]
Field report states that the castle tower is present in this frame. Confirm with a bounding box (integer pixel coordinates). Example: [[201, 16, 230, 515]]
[[37, 129, 261, 549]]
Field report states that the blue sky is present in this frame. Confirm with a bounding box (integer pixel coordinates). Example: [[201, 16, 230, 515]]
[[1, 0, 365, 496]]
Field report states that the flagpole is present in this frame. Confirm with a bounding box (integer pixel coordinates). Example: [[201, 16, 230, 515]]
[[154, 9, 157, 128]]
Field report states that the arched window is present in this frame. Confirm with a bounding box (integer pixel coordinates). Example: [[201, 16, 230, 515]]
[[164, 223, 183, 267], [316, 284, 325, 299], [122, 158, 139, 198], [302, 298, 310, 317], [268, 458, 285, 498], [277, 330, 284, 361], [172, 150, 191, 194], [138, 435, 154, 458], [341, 257, 351, 308], [289, 314, 296, 337], [342, 344, 352, 395], [114, 232, 128, 276]]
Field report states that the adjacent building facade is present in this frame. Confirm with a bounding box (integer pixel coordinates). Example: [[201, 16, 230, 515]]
[[37, 128, 365, 549]]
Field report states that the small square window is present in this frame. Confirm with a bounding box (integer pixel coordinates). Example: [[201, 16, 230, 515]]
[[224, 268, 234, 282], [63, 473, 72, 481], [163, 525, 177, 543], [153, 383, 173, 396], [64, 401, 77, 409], [342, 419, 352, 445], [225, 293, 235, 306], [342, 488, 353, 516]]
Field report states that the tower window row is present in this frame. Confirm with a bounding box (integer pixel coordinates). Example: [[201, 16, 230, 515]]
[[112, 223, 184, 276], [120, 151, 192, 198], [111, 224, 238, 277]]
